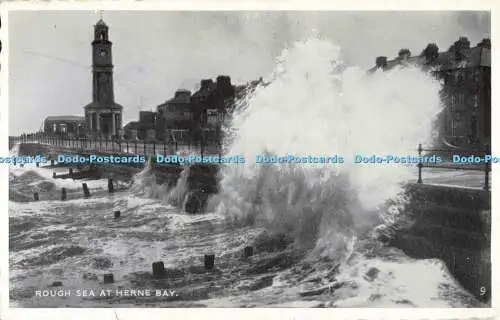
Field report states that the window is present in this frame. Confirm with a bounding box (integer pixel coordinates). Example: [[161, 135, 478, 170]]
[[450, 112, 466, 137], [470, 115, 478, 143], [458, 70, 465, 82], [473, 95, 479, 108], [451, 94, 457, 107], [458, 93, 465, 105]]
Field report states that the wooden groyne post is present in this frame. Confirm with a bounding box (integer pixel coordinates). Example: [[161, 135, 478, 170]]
[[108, 178, 114, 193], [82, 183, 90, 198]]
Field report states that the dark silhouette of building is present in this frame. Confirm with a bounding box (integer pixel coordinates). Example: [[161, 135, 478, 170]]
[[44, 116, 86, 137], [121, 75, 265, 144], [123, 121, 140, 140], [157, 90, 192, 127], [123, 111, 158, 141], [190, 76, 235, 144], [83, 19, 123, 138], [369, 37, 491, 149]]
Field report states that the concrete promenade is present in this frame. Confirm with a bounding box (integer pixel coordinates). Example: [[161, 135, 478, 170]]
[[415, 167, 491, 190]]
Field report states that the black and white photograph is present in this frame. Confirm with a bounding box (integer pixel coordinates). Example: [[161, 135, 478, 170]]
[[3, 6, 493, 313]]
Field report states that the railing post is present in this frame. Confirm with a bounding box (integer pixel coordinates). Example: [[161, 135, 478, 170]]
[[417, 143, 423, 184], [484, 144, 490, 191], [135, 141, 138, 154], [163, 142, 166, 155], [143, 142, 146, 155], [153, 141, 156, 155], [126, 141, 129, 153]]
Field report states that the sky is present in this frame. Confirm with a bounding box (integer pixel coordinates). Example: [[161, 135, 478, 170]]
[[8, 11, 490, 135]]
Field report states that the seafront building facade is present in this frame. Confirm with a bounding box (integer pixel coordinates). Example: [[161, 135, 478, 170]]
[[368, 37, 491, 150], [123, 77, 263, 145]]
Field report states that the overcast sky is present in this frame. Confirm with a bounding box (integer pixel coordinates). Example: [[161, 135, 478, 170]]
[[8, 11, 490, 135]]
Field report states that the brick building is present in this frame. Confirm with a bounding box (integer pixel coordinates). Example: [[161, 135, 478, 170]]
[[156, 89, 193, 142], [122, 76, 265, 144], [368, 37, 491, 149], [190, 76, 235, 145]]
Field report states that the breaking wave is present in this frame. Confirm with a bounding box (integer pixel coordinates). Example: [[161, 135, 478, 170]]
[[208, 36, 443, 261]]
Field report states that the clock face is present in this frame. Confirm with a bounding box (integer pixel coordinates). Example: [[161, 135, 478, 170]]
[[99, 49, 107, 57]]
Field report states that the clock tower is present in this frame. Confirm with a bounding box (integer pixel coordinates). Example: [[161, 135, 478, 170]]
[[84, 18, 123, 138]]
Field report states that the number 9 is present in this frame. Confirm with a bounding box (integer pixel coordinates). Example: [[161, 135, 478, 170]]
[[480, 287, 486, 295]]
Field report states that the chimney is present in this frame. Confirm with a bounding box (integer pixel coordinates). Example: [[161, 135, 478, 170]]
[[175, 89, 191, 98], [200, 79, 213, 90], [477, 38, 491, 49], [216, 75, 232, 86], [375, 56, 388, 69], [397, 49, 411, 60]]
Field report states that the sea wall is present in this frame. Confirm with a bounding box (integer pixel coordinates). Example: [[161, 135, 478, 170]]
[[14, 142, 220, 213], [17, 142, 52, 156], [392, 183, 491, 304]]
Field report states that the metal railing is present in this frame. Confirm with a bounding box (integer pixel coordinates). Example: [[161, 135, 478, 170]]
[[416, 143, 491, 191], [11, 133, 222, 157]]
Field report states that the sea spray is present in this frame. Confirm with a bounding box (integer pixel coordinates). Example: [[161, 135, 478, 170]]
[[10, 142, 21, 156], [208, 35, 443, 258], [130, 159, 192, 208], [166, 166, 191, 207]]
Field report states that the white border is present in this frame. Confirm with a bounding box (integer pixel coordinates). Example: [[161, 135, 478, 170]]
[[0, 1, 498, 319]]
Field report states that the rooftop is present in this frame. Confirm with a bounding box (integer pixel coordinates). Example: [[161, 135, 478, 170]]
[[123, 121, 140, 130], [45, 116, 85, 122], [368, 45, 490, 73], [96, 19, 108, 27], [163, 90, 192, 104], [192, 80, 217, 99]]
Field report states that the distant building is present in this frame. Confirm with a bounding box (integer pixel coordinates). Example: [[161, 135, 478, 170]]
[[122, 111, 158, 141], [139, 111, 156, 126], [44, 116, 86, 137], [191, 76, 235, 144], [121, 75, 265, 144], [157, 90, 193, 128], [123, 121, 140, 140], [83, 19, 124, 138], [368, 37, 491, 149]]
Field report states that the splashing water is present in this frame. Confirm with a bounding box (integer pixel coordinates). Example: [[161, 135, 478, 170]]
[[10, 142, 21, 156], [208, 36, 443, 258], [11, 35, 481, 308]]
